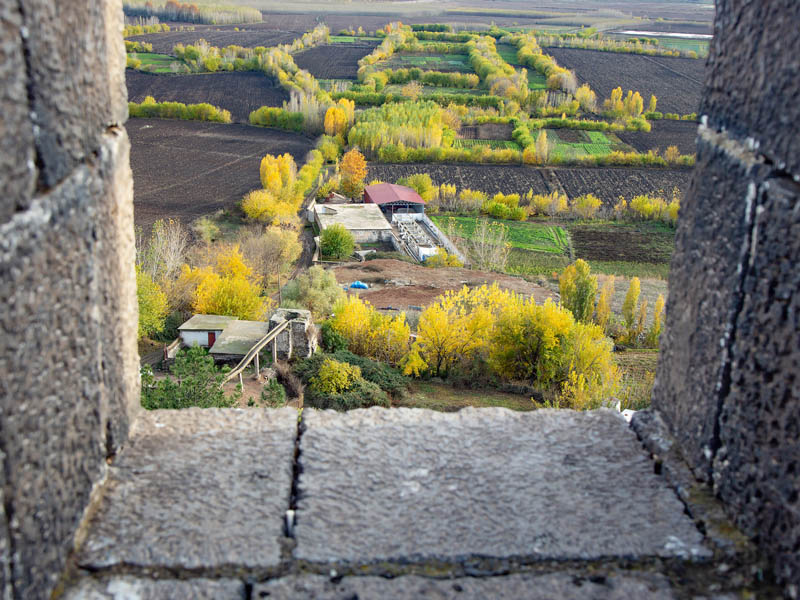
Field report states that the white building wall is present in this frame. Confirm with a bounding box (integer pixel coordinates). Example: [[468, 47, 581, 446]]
[[180, 330, 223, 348]]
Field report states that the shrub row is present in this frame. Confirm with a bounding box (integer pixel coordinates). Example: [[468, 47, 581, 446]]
[[128, 97, 232, 123]]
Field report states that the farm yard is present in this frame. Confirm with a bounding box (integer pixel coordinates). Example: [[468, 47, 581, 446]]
[[616, 119, 698, 155], [293, 44, 377, 79], [126, 71, 287, 123], [368, 163, 691, 207], [331, 259, 556, 310], [128, 119, 313, 229], [544, 47, 705, 115]]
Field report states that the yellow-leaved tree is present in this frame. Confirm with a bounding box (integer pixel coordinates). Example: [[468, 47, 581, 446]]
[[405, 284, 514, 377], [329, 296, 411, 365], [339, 148, 367, 199], [559, 259, 597, 323], [177, 245, 270, 320], [242, 153, 301, 225]]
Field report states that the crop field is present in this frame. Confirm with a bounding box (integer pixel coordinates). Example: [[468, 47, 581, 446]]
[[433, 216, 570, 254], [294, 44, 376, 79], [616, 119, 698, 155], [553, 166, 691, 207], [126, 70, 287, 123], [384, 84, 487, 97], [128, 119, 313, 230], [126, 29, 300, 55], [368, 163, 691, 205], [368, 163, 551, 196], [130, 53, 181, 73], [567, 221, 675, 279], [540, 129, 632, 159], [383, 53, 472, 72], [330, 35, 382, 43], [544, 47, 705, 115], [459, 122, 514, 140], [453, 139, 521, 150]]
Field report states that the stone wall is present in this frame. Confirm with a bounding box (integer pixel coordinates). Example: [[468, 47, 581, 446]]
[[0, 1, 138, 598], [652, 0, 800, 592]]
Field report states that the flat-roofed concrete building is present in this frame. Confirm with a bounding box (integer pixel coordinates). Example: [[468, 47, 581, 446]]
[[313, 203, 394, 243], [178, 314, 238, 349]]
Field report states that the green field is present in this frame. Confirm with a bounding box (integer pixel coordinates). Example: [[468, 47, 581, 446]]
[[537, 129, 632, 159], [384, 53, 472, 71], [497, 44, 548, 90], [396, 381, 535, 411], [330, 35, 381, 43], [453, 138, 521, 150], [433, 216, 570, 254], [128, 52, 182, 73], [384, 84, 487, 97]]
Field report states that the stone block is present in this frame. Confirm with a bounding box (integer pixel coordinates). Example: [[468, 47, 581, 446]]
[[0, 159, 119, 599], [64, 576, 245, 599], [651, 132, 768, 479], [295, 408, 708, 565], [0, 1, 36, 224], [95, 128, 139, 454], [702, 0, 800, 174], [253, 572, 676, 599], [78, 408, 297, 572], [713, 176, 800, 589], [19, 0, 127, 188], [0, 449, 10, 599]]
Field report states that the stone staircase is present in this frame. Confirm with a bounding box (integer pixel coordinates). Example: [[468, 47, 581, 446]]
[[59, 408, 776, 598]]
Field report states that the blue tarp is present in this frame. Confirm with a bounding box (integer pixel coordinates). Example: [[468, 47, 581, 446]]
[[350, 281, 369, 289]]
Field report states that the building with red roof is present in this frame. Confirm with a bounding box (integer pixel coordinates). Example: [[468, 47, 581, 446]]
[[363, 183, 425, 217]]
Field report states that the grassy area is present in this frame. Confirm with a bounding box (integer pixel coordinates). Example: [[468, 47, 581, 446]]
[[453, 138, 521, 150], [330, 35, 381, 43], [129, 52, 181, 73], [615, 349, 659, 410], [384, 84, 487, 97], [396, 381, 535, 411], [506, 247, 571, 277], [586, 260, 670, 280], [538, 129, 631, 159], [433, 216, 570, 254], [384, 53, 471, 71]]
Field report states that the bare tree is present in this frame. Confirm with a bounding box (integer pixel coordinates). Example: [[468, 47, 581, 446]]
[[137, 219, 190, 284]]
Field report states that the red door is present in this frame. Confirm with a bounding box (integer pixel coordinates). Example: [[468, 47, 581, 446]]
[[208, 331, 216, 347]]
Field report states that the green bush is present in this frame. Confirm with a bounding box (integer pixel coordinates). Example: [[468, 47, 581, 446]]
[[260, 379, 287, 407], [311, 358, 362, 394], [296, 350, 409, 398], [305, 377, 389, 410], [321, 320, 348, 352], [320, 223, 355, 259], [141, 346, 240, 409]]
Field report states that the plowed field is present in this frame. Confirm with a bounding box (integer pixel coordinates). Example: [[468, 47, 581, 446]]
[[368, 163, 691, 206], [126, 70, 287, 123], [294, 44, 377, 79], [126, 29, 300, 55], [129, 119, 314, 229], [544, 47, 705, 115], [617, 119, 698, 155]]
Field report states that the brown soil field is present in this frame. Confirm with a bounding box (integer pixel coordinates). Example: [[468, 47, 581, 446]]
[[128, 119, 314, 230], [368, 162, 690, 205], [127, 28, 300, 54], [126, 70, 287, 123], [332, 259, 556, 309], [616, 119, 698, 155], [459, 122, 514, 140], [293, 44, 377, 79], [368, 163, 551, 196], [553, 166, 691, 206], [568, 224, 674, 264], [544, 47, 705, 115]]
